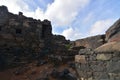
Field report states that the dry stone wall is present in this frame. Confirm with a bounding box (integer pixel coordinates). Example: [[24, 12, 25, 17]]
[[75, 18, 120, 80], [0, 5, 53, 69], [0, 6, 70, 70], [75, 49, 120, 80], [0, 5, 52, 53]]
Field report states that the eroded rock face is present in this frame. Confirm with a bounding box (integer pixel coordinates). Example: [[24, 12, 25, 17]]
[[73, 35, 106, 49], [75, 18, 120, 79], [106, 19, 120, 42]]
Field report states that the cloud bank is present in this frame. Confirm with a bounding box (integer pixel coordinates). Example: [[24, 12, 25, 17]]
[[89, 19, 117, 36], [0, 0, 90, 25], [62, 27, 82, 40], [0, 0, 118, 40]]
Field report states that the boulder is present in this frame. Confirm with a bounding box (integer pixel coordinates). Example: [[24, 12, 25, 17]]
[[75, 55, 86, 63], [96, 54, 112, 60], [50, 68, 77, 80], [95, 42, 120, 52], [79, 48, 93, 55]]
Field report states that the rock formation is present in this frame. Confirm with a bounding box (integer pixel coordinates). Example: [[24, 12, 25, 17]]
[[75, 19, 120, 80], [1, 5, 120, 80], [106, 19, 120, 42], [0, 5, 70, 70], [73, 35, 106, 49]]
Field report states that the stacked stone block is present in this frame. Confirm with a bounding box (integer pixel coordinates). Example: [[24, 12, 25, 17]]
[[75, 49, 120, 80]]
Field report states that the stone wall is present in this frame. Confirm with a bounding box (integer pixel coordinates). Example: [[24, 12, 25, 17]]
[[0, 6, 53, 69], [75, 49, 120, 80], [0, 5, 52, 53], [75, 18, 120, 80], [73, 35, 106, 49]]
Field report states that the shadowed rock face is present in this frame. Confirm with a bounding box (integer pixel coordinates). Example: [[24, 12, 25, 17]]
[[0, 6, 53, 54], [0, 6, 54, 69], [106, 19, 120, 42], [0, 6, 9, 25], [0, 6, 71, 71]]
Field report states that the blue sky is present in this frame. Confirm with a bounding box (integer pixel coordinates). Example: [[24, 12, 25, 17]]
[[0, 0, 120, 40]]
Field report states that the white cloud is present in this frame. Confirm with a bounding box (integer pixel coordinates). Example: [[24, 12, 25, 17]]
[[24, 7, 47, 20], [89, 19, 117, 36], [62, 27, 82, 40], [45, 0, 90, 26], [0, 0, 90, 40], [0, 0, 90, 26]]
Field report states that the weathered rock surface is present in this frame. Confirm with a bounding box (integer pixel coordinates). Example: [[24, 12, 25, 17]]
[[0, 5, 54, 69], [75, 49, 120, 80], [95, 42, 120, 52], [0, 6, 77, 80], [50, 68, 77, 80], [0, 5, 71, 70], [106, 18, 120, 42], [75, 18, 120, 80], [73, 35, 106, 49]]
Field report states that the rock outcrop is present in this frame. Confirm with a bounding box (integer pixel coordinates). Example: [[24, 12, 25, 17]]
[[75, 19, 120, 80], [106, 19, 120, 42], [95, 19, 120, 52], [73, 35, 106, 49]]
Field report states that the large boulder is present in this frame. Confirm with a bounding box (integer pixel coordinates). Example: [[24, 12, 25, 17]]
[[95, 42, 120, 52], [106, 19, 120, 42]]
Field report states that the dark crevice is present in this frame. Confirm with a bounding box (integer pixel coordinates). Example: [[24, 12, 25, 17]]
[[41, 26, 46, 38], [16, 29, 22, 34]]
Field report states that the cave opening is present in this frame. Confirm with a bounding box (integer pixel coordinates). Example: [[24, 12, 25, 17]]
[[0, 26, 2, 31]]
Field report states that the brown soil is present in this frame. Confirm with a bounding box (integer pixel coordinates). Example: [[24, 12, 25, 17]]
[[0, 61, 76, 80]]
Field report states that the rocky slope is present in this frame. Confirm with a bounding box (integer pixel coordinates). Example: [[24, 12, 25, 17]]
[[106, 19, 120, 42], [75, 18, 120, 80]]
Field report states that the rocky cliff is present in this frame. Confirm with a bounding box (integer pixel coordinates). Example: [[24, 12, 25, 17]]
[[106, 19, 120, 42], [75, 19, 120, 80]]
